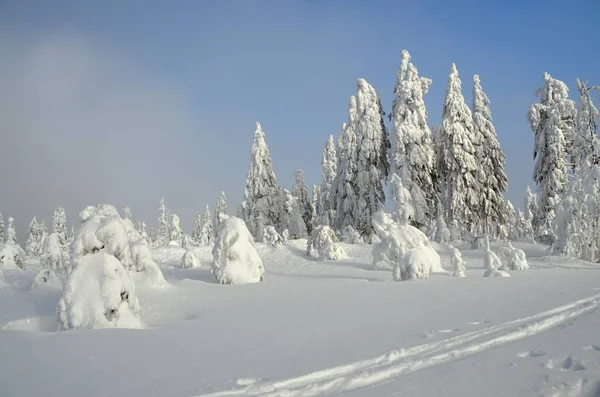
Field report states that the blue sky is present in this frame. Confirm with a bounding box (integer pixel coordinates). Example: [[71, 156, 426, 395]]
[[1, 0, 599, 235]]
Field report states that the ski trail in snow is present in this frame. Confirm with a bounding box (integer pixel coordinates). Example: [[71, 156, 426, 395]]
[[195, 293, 600, 397]]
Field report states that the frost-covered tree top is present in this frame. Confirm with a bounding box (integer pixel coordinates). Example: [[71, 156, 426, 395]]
[[52, 207, 68, 245], [390, 50, 436, 226], [573, 79, 600, 168], [438, 63, 479, 231], [292, 169, 313, 235], [242, 122, 281, 239], [155, 197, 170, 246], [355, 78, 390, 241], [122, 207, 132, 220], [472, 74, 508, 234], [214, 191, 227, 235], [6, 217, 18, 244], [0, 212, 6, 244]]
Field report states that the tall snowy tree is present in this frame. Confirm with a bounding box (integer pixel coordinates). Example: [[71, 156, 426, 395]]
[[155, 198, 170, 246], [354, 78, 390, 242], [25, 217, 42, 256], [213, 191, 227, 235], [292, 169, 313, 235], [52, 207, 70, 266], [6, 217, 18, 244], [529, 73, 575, 238], [573, 79, 600, 168], [437, 64, 480, 236], [241, 122, 281, 241], [0, 212, 6, 244], [472, 74, 508, 235], [523, 185, 539, 239], [390, 50, 436, 227], [193, 205, 214, 246], [332, 100, 359, 234], [316, 135, 338, 227], [170, 213, 183, 246]]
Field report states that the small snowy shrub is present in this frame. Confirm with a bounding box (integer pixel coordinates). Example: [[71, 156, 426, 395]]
[[306, 225, 345, 261], [129, 238, 165, 285], [281, 229, 290, 243], [339, 225, 362, 244], [471, 236, 486, 250], [181, 249, 200, 269], [483, 236, 502, 270], [392, 248, 433, 281], [57, 252, 141, 330], [432, 214, 451, 244], [507, 242, 529, 270], [211, 216, 265, 284], [32, 268, 61, 289], [263, 226, 283, 247], [483, 269, 511, 278], [31, 233, 65, 289], [0, 241, 26, 270], [449, 245, 466, 277]]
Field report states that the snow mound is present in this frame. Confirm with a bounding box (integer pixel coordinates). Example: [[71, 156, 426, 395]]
[[392, 248, 433, 281], [0, 241, 26, 270], [129, 238, 166, 285], [483, 269, 511, 278], [57, 252, 142, 330], [508, 242, 529, 270], [211, 216, 265, 285], [181, 249, 201, 269], [306, 225, 346, 261], [484, 237, 502, 271], [372, 211, 444, 276], [31, 268, 62, 289]]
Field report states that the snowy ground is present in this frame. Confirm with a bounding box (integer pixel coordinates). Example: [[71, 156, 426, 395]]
[[1, 241, 600, 397]]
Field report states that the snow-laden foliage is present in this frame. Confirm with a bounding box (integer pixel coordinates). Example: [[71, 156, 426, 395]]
[[472, 75, 508, 236], [211, 215, 265, 285], [372, 211, 443, 279], [316, 135, 338, 226], [279, 187, 307, 239], [122, 206, 132, 221], [263, 225, 283, 247], [437, 64, 480, 236], [432, 212, 451, 244], [0, 212, 5, 244], [57, 252, 141, 330], [181, 249, 201, 269], [169, 213, 183, 246], [0, 240, 26, 270], [390, 174, 414, 225], [483, 269, 511, 278], [32, 232, 66, 289], [483, 236, 502, 271], [449, 245, 466, 277], [354, 78, 390, 242], [193, 205, 214, 247], [311, 185, 320, 229], [573, 80, 600, 170], [507, 242, 529, 270], [154, 197, 171, 247], [522, 186, 538, 242], [241, 122, 282, 241], [339, 225, 362, 244], [71, 205, 165, 284], [529, 72, 576, 237], [292, 169, 313, 236], [32, 267, 61, 289], [26, 217, 47, 256], [214, 191, 227, 237], [332, 102, 359, 234], [390, 50, 436, 227], [306, 225, 345, 261]]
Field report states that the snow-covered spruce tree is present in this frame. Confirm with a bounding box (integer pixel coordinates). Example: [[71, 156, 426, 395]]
[[449, 245, 466, 277], [169, 213, 183, 246], [181, 249, 200, 269], [213, 191, 227, 236], [390, 50, 436, 228], [573, 79, 600, 169], [193, 205, 214, 247], [0, 212, 6, 244], [211, 215, 265, 284], [505, 200, 518, 241], [0, 217, 26, 270], [523, 186, 538, 242], [472, 75, 508, 236], [316, 135, 338, 227], [280, 187, 307, 239], [32, 233, 64, 288], [263, 225, 284, 247], [311, 185, 320, 228], [332, 116, 358, 235], [292, 169, 313, 235], [306, 225, 345, 261], [154, 197, 170, 247], [241, 122, 281, 241], [529, 73, 576, 239], [52, 207, 68, 246], [437, 64, 480, 237], [354, 78, 390, 243], [25, 217, 42, 256], [122, 206, 132, 221]]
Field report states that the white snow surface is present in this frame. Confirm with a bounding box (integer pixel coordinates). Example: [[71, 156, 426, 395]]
[[1, 240, 600, 397]]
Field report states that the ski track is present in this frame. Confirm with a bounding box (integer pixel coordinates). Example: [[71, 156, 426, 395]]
[[194, 293, 600, 397]]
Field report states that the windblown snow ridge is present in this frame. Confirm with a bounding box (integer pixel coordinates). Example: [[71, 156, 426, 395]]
[[194, 293, 600, 397]]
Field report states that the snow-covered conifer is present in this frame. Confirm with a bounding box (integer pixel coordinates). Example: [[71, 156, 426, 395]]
[[122, 207, 132, 221], [181, 249, 200, 269], [52, 207, 68, 246], [311, 184, 320, 227], [25, 217, 42, 256], [354, 78, 390, 242], [316, 135, 338, 226], [263, 225, 283, 247], [154, 198, 170, 247], [449, 245, 466, 277], [505, 200, 518, 241], [437, 64, 480, 236], [292, 169, 313, 235], [0, 228, 26, 271], [306, 225, 345, 261], [390, 50, 436, 227], [529, 73, 576, 237], [483, 236, 502, 271], [472, 75, 508, 235], [193, 205, 214, 247], [573, 80, 600, 169], [211, 215, 265, 284], [507, 242, 529, 270], [213, 191, 227, 236], [0, 212, 6, 244], [32, 233, 65, 288], [169, 214, 183, 246], [241, 122, 281, 241]]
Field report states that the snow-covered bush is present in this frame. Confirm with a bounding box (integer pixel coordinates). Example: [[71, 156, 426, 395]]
[[263, 225, 283, 247], [129, 238, 165, 285], [32, 268, 61, 289], [57, 252, 141, 330], [449, 245, 466, 277], [169, 214, 183, 246], [483, 236, 502, 271], [0, 241, 26, 270], [306, 225, 345, 261], [31, 233, 65, 289], [432, 213, 451, 244], [483, 269, 511, 277], [507, 242, 529, 270], [339, 225, 362, 244], [193, 206, 214, 247], [372, 211, 443, 279], [181, 249, 200, 269], [211, 216, 265, 284], [471, 236, 486, 249]]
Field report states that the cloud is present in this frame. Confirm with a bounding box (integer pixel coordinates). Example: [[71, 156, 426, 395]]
[[0, 31, 200, 236]]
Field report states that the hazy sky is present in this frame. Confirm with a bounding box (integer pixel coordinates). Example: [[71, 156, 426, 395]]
[[1, 0, 599, 237]]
